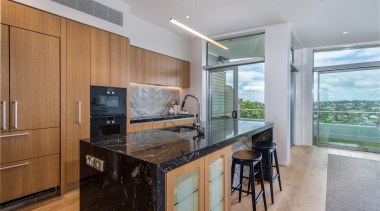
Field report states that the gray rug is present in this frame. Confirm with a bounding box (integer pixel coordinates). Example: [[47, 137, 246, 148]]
[[326, 154, 380, 211]]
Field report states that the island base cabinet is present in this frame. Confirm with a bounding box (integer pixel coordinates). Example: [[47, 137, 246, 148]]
[[166, 146, 231, 211]]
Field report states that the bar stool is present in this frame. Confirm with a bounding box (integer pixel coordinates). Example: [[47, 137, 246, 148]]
[[253, 142, 282, 204], [231, 149, 267, 211]]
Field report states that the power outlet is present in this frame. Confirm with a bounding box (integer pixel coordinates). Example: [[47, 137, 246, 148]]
[[86, 155, 105, 172]]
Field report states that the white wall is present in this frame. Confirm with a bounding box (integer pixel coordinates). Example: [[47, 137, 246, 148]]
[[181, 39, 207, 119], [264, 23, 291, 165], [14, 0, 191, 61], [301, 48, 314, 146]]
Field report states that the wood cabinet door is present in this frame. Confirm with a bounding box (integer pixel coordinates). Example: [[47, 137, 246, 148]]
[[164, 56, 178, 87], [166, 158, 205, 211], [110, 34, 128, 88], [66, 20, 91, 184], [130, 46, 146, 84], [1, 24, 9, 132], [9, 27, 60, 131], [1, 0, 60, 37], [145, 50, 164, 85], [90, 27, 110, 86], [204, 147, 232, 211], [177, 60, 190, 88]]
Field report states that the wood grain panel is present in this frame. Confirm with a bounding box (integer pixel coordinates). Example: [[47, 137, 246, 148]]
[[165, 56, 178, 86], [177, 60, 190, 88], [166, 157, 205, 211], [110, 34, 128, 88], [66, 20, 91, 185], [0, 128, 60, 164], [60, 18, 68, 195], [128, 123, 153, 132], [1, 24, 9, 132], [90, 28, 110, 86], [0, 154, 60, 203], [204, 146, 232, 211], [130, 46, 146, 84], [1, 0, 60, 37], [9, 27, 60, 131]]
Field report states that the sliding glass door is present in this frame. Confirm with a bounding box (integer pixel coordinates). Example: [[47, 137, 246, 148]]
[[208, 63, 265, 121]]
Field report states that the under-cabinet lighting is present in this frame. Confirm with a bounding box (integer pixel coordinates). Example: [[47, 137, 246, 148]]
[[169, 18, 228, 50], [130, 83, 181, 90]]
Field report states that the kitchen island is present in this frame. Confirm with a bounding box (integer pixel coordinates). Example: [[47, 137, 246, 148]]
[[80, 119, 273, 211]]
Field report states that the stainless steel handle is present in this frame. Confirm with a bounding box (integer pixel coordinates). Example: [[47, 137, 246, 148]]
[[0, 132, 29, 138], [0, 162, 29, 171], [2, 101, 6, 130], [14, 101, 18, 129], [78, 101, 82, 124]]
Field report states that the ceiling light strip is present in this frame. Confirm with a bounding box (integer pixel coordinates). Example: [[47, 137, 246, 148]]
[[169, 18, 228, 50]]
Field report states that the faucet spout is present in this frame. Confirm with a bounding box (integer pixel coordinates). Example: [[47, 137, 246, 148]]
[[181, 94, 201, 129]]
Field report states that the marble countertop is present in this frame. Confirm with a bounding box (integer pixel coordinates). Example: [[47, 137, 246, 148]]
[[81, 119, 273, 168], [130, 114, 195, 124]]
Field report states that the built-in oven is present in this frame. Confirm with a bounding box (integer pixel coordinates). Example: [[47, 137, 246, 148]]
[[90, 115, 126, 139], [90, 86, 127, 140], [90, 86, 126, 116]]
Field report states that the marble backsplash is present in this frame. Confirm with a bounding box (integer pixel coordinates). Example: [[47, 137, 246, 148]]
[[130, 85, 180, 117]]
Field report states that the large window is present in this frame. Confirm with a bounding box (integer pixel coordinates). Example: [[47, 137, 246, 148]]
[[313, 45, 380, 151]]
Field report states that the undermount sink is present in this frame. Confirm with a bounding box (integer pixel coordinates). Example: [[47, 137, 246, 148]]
[[160, 126, 198, 133]]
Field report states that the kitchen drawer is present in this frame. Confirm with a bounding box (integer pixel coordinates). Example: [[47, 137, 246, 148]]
[[128, 123, 153, 132], [0, 154, 60, 203], [0, 128, 60, 164]]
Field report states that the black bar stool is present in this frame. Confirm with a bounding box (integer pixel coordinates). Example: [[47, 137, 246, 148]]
[[231, 149, 267, 211], [253, 142, 282, 204]]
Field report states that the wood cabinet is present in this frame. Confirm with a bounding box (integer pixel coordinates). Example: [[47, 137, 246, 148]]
[[66, 20, 91, 184], [0, 128, 60, 164], [130, 46, 146, 84], [9, 27, 60, 131], [1, 24, 9, 132], [90, 28, 129, 88], [166, 157, 205, 211], [204, 147, 231, 211], [130, 45, 190, 87], [166, 146, 231, 211], [128, 118, 195, 132], [0, 154, 60, 203], [177, 60, 190, 88], [1, 0, 60, 37]]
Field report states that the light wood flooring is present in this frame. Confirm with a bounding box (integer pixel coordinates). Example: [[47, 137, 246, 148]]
[[17, 146, 380, 211]]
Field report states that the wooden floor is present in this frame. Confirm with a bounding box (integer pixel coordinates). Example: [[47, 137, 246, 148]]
[[17, 146, 380, 211]]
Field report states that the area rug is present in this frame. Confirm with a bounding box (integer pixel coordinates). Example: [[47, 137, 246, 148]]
[[326, 154, 380, 211]]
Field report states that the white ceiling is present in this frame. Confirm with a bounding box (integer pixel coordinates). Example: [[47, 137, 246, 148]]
[[122, 0, 380, 48]]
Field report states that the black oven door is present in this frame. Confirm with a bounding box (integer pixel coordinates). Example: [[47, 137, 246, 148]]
[[90, 86, 126, 116], [90, 115, 126, 140]]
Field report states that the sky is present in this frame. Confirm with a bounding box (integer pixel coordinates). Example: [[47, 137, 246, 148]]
[[314, 46, 380, 102], [225, 63, 265, 103]]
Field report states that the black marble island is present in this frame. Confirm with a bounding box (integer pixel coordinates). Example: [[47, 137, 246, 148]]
[[80, 119, 273, 211]]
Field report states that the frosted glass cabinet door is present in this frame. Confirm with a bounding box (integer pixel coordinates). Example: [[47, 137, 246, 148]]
[[205, 147, 231, 211], [166, 158, 205, 211]]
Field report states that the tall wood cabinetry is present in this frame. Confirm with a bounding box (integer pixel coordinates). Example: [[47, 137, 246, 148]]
[[0, 0, 61, 203], [65, 20, 91, 185], [90, 28, 129, 88], [166, 147, 231, 211]]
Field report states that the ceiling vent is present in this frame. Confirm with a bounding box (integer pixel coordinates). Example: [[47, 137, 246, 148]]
[[51, 0, 123, 26]]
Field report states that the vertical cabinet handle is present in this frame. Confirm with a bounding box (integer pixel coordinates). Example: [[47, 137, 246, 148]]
[[78, 101, 82, 124], [1, 101, 6, 130], [14, 101, 18, 129]]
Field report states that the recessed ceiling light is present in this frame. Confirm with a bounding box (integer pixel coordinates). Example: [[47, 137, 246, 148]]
[[343, 31, 349, 34], [185, 15, 190, 19]]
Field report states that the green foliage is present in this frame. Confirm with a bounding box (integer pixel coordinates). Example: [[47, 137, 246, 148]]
[[239, 98, 265, 120]]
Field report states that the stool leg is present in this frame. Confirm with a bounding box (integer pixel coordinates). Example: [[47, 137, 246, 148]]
[[259, 161, 267, 211], [249, 163, 256, 211], [274, 149, 282, 191], [247, 167, 251, 196], [239, 164, 244, 202], [268, 151, 274, 204], [231, 161, 236, 195]]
